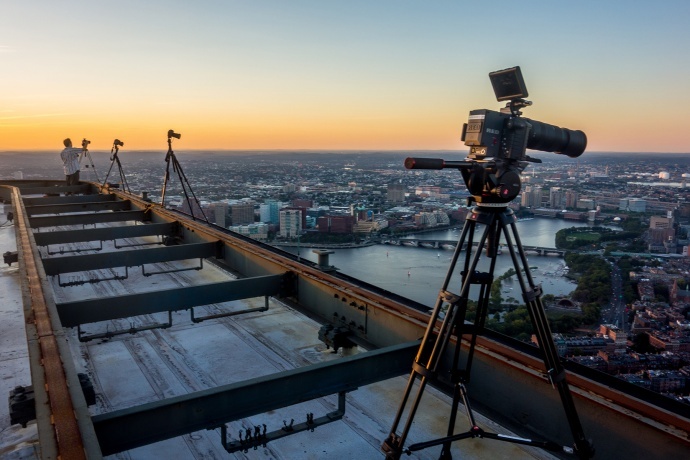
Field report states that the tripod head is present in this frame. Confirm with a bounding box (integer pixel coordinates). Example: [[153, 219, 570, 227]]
[[111, 139, 124, 159], [405, 156, 526, 205], [166, 129, 181, 162]]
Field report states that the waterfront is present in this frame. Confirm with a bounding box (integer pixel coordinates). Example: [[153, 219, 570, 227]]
[[283, 218, 600, 307]]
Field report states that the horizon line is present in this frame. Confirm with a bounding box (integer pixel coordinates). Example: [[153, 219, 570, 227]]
[[1, 149, 689, 155]]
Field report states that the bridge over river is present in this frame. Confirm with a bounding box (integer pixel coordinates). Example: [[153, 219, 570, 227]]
[[381, 238, 565, 257]]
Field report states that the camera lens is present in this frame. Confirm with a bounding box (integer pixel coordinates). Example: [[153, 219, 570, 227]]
[[524, 118, 587, 158]]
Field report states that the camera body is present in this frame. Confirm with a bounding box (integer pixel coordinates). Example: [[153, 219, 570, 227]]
[[461, 66, 586, 162], [113, 139, 124, 147], [462, 108, 587, 162], [405, 66, 587, 206], [81, 138, 91, 148], [167, 130, 181, 140]]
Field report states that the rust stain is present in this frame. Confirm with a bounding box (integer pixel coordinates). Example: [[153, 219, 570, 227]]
[[14, 189, 87, 460]]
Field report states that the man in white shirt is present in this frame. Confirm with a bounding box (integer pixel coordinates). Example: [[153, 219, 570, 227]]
[[60, 138, 82, 191]]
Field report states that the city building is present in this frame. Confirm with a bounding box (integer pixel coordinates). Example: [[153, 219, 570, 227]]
[[387, 183, 405, 203], [317, 215, 355, 234], [549, 187, 563, 208], [260, 199, 282, 224], [230, 203, 255, 226], [214, 202, 229, 228], [228, 222, 269, 241], [279, 209, 302, 238]]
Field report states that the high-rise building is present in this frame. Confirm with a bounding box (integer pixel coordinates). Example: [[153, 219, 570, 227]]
[[230, 203, 254, 225], [260, 199, 282, 224], [565, 190, 579, 209], [549, 187, 563, 208], [521, 185, 543, 208], [282, 206, 308, 230], [214, 202, 229, 228], [279, 209, 302, 238]]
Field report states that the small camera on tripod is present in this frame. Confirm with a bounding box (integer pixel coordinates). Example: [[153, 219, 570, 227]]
[[81, 138, 91, 148], [167, 130, 181, 140], [113, 139, 124, 147]]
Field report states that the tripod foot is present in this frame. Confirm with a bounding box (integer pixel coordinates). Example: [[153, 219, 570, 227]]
[[381, 434, 404, 459]]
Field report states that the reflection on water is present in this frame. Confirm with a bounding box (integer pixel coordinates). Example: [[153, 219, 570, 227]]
[[284, 217, 596, 308]]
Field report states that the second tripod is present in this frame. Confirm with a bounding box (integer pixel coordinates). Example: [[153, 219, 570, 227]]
[[102, 139, 130, 193], [383, 204, 593, 459]]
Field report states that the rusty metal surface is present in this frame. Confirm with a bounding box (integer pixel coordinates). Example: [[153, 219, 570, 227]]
[[12, 187, 87, 460]]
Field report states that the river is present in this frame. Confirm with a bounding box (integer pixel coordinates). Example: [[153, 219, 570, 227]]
[[282, 218, 604, 308]]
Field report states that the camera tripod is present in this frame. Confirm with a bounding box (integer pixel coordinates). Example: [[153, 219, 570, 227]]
[[382, 203, 593, 460], [160, 132, 209, 223], [102, 140, 130, 193], [79, 142, 100, 182]]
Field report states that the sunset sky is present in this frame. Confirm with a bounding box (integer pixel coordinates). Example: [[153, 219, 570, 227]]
[[1, 1, 689, 153]]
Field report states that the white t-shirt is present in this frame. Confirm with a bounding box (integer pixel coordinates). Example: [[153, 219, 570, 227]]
[[61, 148, 81, 175]]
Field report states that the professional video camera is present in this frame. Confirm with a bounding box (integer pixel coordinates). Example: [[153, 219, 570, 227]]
[[405, 66, 587, 205]]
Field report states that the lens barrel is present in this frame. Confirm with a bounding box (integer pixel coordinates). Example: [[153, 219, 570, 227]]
[[524, 118, 587, 158]]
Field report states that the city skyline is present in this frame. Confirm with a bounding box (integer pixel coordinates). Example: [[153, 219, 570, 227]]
[[2, 1, 690, 153]]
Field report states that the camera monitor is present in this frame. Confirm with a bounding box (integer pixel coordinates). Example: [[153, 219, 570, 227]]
[[489, 66, 528, 101]]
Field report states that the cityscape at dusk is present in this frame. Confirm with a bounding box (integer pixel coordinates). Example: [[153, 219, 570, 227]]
[[2, 2, 690, 459], [2, 1, 690, 152]]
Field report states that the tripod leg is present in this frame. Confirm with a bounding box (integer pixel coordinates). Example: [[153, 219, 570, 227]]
[[116, 157, 130, 193], [383, 210, 499, 459], [385, 206, 592, 459], [160, 159, 172, 206], [172, 157, 209, 223], [498, 212, 593, 459], [102, 157, 117, 188]]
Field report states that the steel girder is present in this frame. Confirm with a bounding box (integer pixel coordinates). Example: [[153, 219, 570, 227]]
[[33, 222, 176, 246], [29, 210, 147, 228], [91, 341, 419, 456], [41, 241, 221, 275], [22, 194, 116, 206], [56, 273, 292, 327], [24, 200, 131, 216]]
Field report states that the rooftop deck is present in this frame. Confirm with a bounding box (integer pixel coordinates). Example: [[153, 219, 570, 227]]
[[1, 179, 689, 459]]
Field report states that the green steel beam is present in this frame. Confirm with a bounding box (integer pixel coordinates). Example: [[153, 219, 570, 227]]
[[56, 273, 290, 327], [29, 210, 147, 228], [92, 341, 420, 456], [19, 184, 90, 195], [33, 222, 176, 246], [23, 194, 116, 206], [25, 200, 131, 216], [42, 241, 220, 275]]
